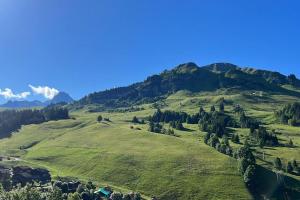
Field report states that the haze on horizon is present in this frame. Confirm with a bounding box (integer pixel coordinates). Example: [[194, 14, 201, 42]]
[[0, 0, 300, 103]]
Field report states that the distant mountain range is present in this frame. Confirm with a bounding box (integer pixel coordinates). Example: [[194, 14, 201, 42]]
[[75, 62, 300, 108], [0, 92, 74, 108]]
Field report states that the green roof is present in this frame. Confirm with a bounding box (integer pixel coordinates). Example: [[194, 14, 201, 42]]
[[96, 188, 111, 196]]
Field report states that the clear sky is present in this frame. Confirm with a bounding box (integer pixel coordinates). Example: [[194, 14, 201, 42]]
[[0, 0, 300, 102]]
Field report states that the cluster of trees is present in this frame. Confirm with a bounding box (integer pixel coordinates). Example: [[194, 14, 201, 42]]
[[273, 157, 299, 174], [150, 109, 188, 123], [237, 111, 259, 129], [148, 109, 186, 135], [275, 102, 300, 126], [148, 121, 175, 136], [97, 115, 110, 122], [203, 132, 257, 186], [233, 104, 260, 129], [198, 107, 232, 137], [204, 133, 233, 156], [231, 133, 240, 143], [249, 126, 279, 147], [234, 145, 256, 186], [169, 121, 184, 130], [148, 102, 233, 137], [0, 106, 69, 139], [132, 116, 145, 124], [43, 105, 69, 121], [0, 181, 143, 200]]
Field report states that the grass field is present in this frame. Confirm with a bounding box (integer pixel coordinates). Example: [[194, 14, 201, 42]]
[[1, 90, 300, 199]]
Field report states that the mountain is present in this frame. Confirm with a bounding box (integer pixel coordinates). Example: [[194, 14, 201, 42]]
[[76, 62, 300, 108], [45, 92, 74, 105], [0, 100, 44, 108], [0, 92, 74, 109]]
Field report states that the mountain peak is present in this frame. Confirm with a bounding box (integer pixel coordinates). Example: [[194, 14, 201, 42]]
[[49, 92, 74, 104]]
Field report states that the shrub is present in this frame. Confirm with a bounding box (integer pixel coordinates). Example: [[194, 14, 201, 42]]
[[68, 192, 81, 200], [110, 192, 123, 200], [97, 115, 103, 122]]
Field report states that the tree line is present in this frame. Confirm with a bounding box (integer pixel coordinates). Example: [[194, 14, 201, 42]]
[[0, 182, 144, 200], [275, 102, 300, 126], [0, 105, 69, 139]]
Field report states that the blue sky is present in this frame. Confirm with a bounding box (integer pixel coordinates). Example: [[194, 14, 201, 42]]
[[0, 0, 300, 102]]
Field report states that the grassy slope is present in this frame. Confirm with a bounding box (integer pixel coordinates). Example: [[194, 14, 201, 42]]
[[1, 89, 300, 199]]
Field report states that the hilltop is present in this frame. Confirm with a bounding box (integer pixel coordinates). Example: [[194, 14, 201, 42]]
[[76, 62, 300, 109]]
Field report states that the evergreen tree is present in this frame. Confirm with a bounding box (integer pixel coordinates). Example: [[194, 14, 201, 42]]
[[243, 165, 256, 185], [221, 135, 229, 146], [204, 132, 211, 144], [132, 116, 139, 123], [292, 159, 298, 169], [288, 138, 294, 147], [199, 106, 205, 114], [219, 102, 225, 112], [286, 161, 293, 173], [238, 158, 251, 174], [273, 157, 282, 170], [210, 105, 216, 112]]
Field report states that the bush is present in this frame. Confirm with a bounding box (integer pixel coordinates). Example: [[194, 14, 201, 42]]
[[97, 115, 103, 122], [68, 192, 81, 200], [110, 192, 123, 200]]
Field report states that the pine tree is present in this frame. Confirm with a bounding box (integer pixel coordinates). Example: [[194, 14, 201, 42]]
[[219, 102, 225, 112], [273, 157, 282, 170], [243, 165, 256, 185], [210, 105, 216, 112], [286, 161, 293, 173], [97, 115, 103, 122]]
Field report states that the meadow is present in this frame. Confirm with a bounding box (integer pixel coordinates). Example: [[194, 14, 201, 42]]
[[0, 90, 300, 199]]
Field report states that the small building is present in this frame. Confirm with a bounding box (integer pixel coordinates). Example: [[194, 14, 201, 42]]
[[94, 187, 112, 198]]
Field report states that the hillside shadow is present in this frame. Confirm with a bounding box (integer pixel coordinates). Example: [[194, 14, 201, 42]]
[[182, 127, 195, 132], [248, 165, 300, 200]]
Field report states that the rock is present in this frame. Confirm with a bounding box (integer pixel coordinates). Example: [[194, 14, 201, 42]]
[[12, 166, 51, 186]]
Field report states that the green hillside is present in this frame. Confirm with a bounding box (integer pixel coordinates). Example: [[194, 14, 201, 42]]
[[75, 62, 300, 110], [1, 63, 300, 199], [1, 90, 300, 199]]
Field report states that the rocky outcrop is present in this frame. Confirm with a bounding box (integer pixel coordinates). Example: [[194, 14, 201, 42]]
[[12, 166, 51, 186]]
